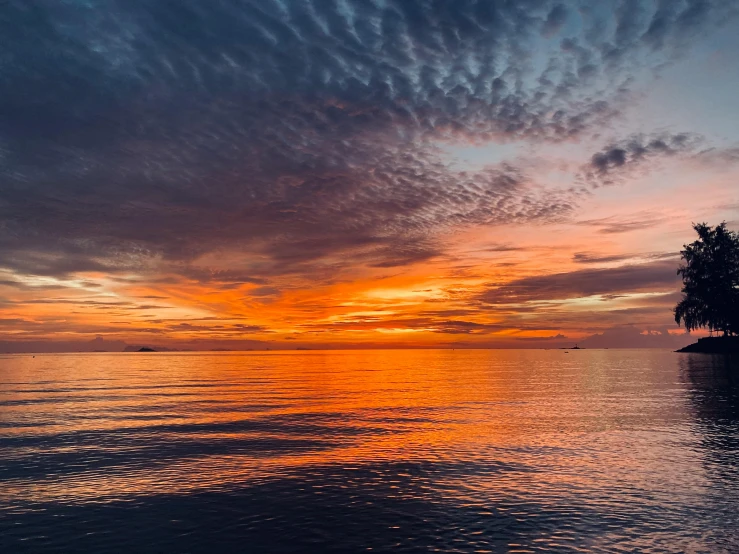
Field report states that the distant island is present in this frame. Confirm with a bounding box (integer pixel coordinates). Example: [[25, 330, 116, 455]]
[[674, 223, 739, 354], [123, 345, 178, 352]]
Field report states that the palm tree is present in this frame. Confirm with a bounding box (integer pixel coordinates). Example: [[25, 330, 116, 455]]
[[675, 222, 739, 337]]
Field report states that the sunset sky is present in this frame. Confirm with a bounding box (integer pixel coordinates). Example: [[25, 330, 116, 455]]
[[2, 0, 739, 351]]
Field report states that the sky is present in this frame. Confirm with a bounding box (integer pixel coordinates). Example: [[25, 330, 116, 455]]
[[1, 0, 739, 351]]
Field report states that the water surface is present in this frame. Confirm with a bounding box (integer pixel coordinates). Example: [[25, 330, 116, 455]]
[[1, 349, 738, 552]]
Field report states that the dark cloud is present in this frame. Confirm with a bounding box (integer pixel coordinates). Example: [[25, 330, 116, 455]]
[[0, 1, 733, 280], [583, 132, 701, 185], [575, 212, 668, 234], [163, 322, 269, 334], [573, 250, 677, 263], [693, 146, 739, 168], [176, 268, 268, 286], [431, 320, 506, 335], [479, 259, 680, 304], [573, 252, 634, 264], [0, 336, 128, 353], [0, 279, 66, 291], [248, 286, 281, 298], [642, 0, 683, 50], [22, 299, 133, 307], [292, 314, 510, 336], [479, 243, 525, 253], [541, 4, 569, 37], [0, 318, 28, 326], [515, 333, 568, 342]]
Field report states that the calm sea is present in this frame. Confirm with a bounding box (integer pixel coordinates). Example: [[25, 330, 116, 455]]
[[1, 349, 738, 553]]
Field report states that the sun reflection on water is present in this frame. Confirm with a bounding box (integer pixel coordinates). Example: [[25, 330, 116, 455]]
[[1, 350, 738, 552]]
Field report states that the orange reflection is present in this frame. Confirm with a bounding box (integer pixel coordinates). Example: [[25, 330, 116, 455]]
[[0, 350, 700, 506]]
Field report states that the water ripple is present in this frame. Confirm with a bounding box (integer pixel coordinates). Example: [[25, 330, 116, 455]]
[[1, 350, 738, 552]]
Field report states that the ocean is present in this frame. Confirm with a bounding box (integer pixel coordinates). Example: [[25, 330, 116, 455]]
[[1, 349, 738, 553]]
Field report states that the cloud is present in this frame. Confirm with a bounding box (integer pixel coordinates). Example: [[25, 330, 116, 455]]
[[0, 1, 733, 282], [430, 320, 506, 335], [573, 252, 634, 264], [516, 333, 569, 342], [0, 336, 128, 353], [578, 326, 691, 349], [248, 286, 281, 298], [582, 132, 702, 186], [162, 322, 270, 335], [479, 259, 680, 304], [573, 250, 677, 263], [575, 212, 668, 234], [542, 4, 569, 37], [692, 146, 739, 168]]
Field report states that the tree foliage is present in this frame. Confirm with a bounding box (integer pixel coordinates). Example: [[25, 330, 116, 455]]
[[675, 222, 739, 336]]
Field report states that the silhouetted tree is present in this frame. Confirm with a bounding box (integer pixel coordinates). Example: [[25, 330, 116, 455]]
[[675, 223, 739, 336]]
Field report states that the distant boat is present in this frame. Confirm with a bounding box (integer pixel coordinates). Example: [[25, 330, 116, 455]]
[[559, 344, 583, 350]]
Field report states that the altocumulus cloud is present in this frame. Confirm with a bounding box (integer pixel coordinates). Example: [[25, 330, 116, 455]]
[[582, 132, 702, 186], [0, 0, 734, 283]]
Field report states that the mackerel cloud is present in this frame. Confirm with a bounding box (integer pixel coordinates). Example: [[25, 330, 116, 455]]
[[0, 0, 733, 282]]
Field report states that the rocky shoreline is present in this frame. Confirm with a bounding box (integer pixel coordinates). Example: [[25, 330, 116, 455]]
[[676, 337, 739, 353]]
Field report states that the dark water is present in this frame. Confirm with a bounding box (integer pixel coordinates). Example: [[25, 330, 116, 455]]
[[1, 349, 738, 553]]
